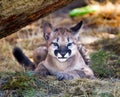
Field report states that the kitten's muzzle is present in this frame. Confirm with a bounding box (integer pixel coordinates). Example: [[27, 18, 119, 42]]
[[54, 46, 71, 57]]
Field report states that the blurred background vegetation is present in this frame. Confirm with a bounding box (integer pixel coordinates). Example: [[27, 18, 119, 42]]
[[0, 0, 120, 96]]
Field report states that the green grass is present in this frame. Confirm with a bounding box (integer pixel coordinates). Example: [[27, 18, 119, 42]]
[[90, 50, 120, 78], [0, 72, 120, 97]]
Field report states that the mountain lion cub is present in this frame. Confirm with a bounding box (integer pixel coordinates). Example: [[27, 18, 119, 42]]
[[13, 21, 95, 80]]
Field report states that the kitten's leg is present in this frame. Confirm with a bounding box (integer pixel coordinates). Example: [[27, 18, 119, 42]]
[[56, 68, 95, 80], [54, 71, 80, 81], [34, 62, 50, 77], [76, 68, 95, 79], [78, 44, 90, 65], [33, 46, 48, 66]]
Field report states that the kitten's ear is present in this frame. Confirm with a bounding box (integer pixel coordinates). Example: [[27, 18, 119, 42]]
[[42, 20, 53, 41], [70, 21, 83, 34], [70, 21, 83, 39]]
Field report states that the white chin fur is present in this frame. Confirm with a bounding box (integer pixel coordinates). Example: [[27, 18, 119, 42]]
[[57, 53, 69, 62]]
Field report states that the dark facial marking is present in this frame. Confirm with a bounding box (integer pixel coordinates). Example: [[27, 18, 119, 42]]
[[51, 42, 59, 48], [54, 50, 58, 56], [67, 37, 70, 42], [67, 42, 73, 47], [54, 46, 71, 58], [54, 28, 58, 32], [57, 37, 59, 42]]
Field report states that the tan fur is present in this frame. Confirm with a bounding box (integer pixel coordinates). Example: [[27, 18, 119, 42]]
[[34, 27, 95, 80], [14, 21, 95, 80]]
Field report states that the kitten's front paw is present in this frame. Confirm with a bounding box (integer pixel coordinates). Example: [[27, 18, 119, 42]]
[[56, 73, 73, 81]]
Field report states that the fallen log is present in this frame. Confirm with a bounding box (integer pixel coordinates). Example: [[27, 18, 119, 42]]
[[0, 0, 74, 39]]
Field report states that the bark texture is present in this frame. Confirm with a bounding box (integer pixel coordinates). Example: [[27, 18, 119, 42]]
[[0, 0, 74, 39]]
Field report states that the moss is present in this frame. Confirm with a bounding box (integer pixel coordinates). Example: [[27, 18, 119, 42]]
[[90, 36, 120, 78], [1, 72, 33, 90], [0, 72, 120, 97], [0, 72, 63, 96], [90, 50, 120, 78]]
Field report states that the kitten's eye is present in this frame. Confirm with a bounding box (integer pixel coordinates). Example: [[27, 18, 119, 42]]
[[67, 42, 73, 47], [51, 42, 59, 47]]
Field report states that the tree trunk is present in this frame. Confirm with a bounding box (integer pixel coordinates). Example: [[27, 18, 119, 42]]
[[0, 0, 74, 39]]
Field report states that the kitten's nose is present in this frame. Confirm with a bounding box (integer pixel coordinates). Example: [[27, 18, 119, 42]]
[[59, 46, 67, 57]]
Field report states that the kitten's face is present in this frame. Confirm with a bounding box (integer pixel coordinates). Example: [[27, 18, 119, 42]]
[[48, 28, 78, 62], [42, 21, 83, 62]]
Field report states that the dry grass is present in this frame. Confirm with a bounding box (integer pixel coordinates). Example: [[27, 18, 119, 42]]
[[0, 21, 45, 72]]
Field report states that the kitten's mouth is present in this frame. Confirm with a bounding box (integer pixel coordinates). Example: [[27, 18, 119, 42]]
[[57, 57, 68, 62], [58, 57, 67, 59]]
